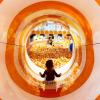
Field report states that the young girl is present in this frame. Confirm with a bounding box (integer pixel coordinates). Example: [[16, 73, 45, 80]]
[[39, 60, 61, 81]]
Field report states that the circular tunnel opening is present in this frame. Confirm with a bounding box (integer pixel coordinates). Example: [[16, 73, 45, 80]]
[[18, 14, 84, 92], [26, 20, 74, 69]]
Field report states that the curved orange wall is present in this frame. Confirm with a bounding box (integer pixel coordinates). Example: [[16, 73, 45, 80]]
[[5, 1, 94, 97]]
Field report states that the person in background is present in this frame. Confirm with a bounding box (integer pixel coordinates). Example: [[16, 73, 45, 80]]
[[47, 36, 53, 46], [67, 34, 73, 53]]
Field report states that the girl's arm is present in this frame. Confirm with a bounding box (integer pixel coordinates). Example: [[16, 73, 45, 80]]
[[39, 71, 46, 78], [54, 70, 61, 77]]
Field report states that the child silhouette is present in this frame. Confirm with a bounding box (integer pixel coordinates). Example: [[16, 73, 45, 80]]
[[39, 60, 61, 81]]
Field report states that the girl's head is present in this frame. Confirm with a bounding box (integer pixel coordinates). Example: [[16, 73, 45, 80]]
[[45, 60, 54, 70]]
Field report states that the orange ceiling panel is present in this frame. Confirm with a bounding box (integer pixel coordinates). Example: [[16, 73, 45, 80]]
[[0, 0, 3, 3], [95, 0, 100, 6], [95, 94, 100, 100]]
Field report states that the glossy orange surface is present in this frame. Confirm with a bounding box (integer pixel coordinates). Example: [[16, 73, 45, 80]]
[[5, 1, 94, 97]]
